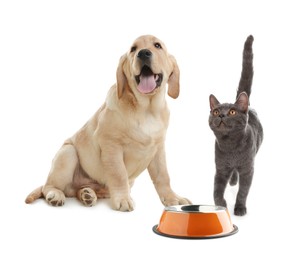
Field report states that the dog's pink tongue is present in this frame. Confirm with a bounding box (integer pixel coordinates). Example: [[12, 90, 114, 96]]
[[137, 75, 156, 94]]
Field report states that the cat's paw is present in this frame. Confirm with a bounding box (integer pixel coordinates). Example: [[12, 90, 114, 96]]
[[234, 205, 247, 216], [214, 198, 227, 208]]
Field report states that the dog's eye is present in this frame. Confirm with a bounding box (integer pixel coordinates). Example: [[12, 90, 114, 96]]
[[130, 46, 136, 53], [154, 43, 162, 49]]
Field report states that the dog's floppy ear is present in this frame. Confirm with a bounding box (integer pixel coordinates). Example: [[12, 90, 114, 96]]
[[116, 54, 128, 99], [167, 55, 180, 99]]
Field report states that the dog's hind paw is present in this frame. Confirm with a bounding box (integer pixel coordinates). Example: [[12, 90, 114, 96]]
[[46, 190, 65, 206], [77, 187, 97, 207]]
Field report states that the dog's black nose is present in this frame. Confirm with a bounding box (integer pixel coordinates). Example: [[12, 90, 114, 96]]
[[137, 49, 152, 61]]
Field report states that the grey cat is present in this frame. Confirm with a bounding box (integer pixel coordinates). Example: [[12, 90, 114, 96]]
[[209, 35, 263, 216]]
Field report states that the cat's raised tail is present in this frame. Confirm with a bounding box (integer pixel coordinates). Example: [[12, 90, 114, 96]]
[[237, 35, 254, 99]]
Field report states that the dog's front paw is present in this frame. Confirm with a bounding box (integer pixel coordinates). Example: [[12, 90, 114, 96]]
[[161, 193, 191, 206], [111, 196, 134, 212], [46, 190, 65, 206]]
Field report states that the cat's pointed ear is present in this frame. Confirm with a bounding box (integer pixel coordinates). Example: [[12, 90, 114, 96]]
[[209, 94, 220, 110], [235, 92, 249, 113]]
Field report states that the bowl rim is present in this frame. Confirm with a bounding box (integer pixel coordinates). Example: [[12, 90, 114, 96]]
[[164, 204, 228, 213]]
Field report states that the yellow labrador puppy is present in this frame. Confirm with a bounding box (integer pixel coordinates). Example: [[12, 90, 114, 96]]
[[25, 35, 191, 211]]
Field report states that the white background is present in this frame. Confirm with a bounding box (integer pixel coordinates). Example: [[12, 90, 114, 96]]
[[1, 0, 287, 259]]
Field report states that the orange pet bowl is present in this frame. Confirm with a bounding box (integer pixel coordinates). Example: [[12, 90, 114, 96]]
[[153, 205, 238, 239]]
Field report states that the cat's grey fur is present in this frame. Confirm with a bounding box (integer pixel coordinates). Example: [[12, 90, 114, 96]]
[[209, 35, 263, 216]]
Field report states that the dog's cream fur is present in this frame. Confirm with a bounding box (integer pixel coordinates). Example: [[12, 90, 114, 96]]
[[25, 35, 191, 211]]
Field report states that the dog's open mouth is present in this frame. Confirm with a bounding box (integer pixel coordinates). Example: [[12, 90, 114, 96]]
[[135, 66, 163, 94]]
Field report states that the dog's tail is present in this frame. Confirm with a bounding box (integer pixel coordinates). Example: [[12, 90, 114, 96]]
[[25, 186, 43, 204]]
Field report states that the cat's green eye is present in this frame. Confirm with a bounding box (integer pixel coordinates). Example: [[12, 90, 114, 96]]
[[213, 110, 219, 116], [229, 109, 236, 115]]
